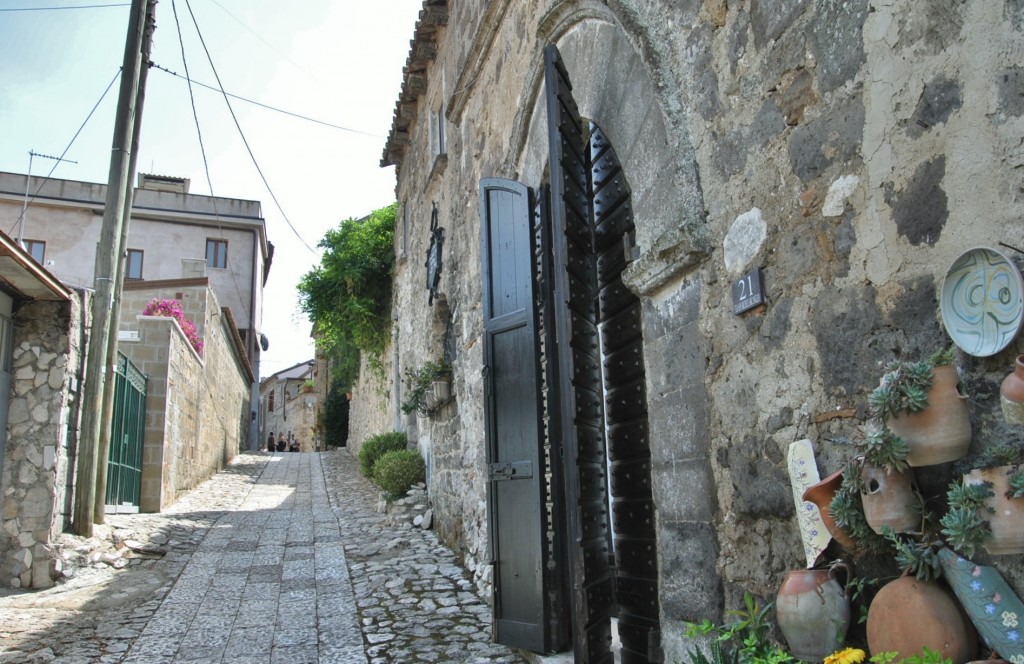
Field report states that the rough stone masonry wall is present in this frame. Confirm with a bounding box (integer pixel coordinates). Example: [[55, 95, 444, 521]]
[[382, 0, 1024, 651], [1, 292, 86, 588]]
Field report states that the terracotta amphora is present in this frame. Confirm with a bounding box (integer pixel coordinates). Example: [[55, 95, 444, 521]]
[[802, 469, 857, 549], [867, 575, 978, 664], [889, 364, 971, 466], [860, 463, 919, 534], [1001, 355, 1024, 424], [776, 562, 851, 662], [965, 467, 1024, 555]]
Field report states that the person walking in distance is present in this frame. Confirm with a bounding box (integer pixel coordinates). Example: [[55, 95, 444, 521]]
[[277, 434, 287, 452]]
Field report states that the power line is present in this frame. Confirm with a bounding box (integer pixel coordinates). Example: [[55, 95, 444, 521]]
[[149, 62, 383, 138], [0, 3, 128, 10], [181, 0, 318, 255], [170, 0, 252, 325], [8, 68, 121, 237], [206, 0, 318, 84]]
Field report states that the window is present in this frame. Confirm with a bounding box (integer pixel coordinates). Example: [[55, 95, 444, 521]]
[[397, 203, 408, 261], [206, 239, 227, 269], [126, 249, 143, 280], [268, 390, 275, 413], [23, 240, 44, 264], [432, 101, 446, 156]]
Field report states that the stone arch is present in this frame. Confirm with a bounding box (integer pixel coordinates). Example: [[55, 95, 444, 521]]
[[510, 11, 722, 645]]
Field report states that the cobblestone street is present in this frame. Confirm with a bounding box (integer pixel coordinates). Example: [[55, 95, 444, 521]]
[[0, 450, 526, 663]]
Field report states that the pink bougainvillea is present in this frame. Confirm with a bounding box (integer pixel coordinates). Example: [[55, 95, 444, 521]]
[[141, 298, 204, 356]]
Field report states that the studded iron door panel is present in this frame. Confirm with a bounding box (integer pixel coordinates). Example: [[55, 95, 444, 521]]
[[590, 121, 662, 663], [543, 43, 615, 664], [480, 177, 555, 653]]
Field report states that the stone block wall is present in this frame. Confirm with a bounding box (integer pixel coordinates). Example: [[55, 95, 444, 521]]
[[371, 1, 1024, 658], [122, 284, 250, 511], [0, 291, 86, 588]]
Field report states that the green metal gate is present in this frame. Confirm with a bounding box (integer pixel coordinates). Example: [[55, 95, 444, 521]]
[[105, 352, 147, 513]]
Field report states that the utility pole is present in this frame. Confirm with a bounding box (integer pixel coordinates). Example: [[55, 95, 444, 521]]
[[73, 0, 152, 536], [94, 0, 157, 524]]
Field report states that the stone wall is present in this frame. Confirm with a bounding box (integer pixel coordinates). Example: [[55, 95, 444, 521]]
[[261, 378, 318, 452], [0, 291, 87, 588], [373, 0, 1024, 659], [122, 285, 250, 511]]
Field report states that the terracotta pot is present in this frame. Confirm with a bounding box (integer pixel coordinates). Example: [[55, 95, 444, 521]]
[[860, 464, 919, 534], [889, 365, 971, 466], [802, 469, 857, 549], [867, 576, 978, 664], [965, 467, 1024, 555], [776, 562, 851, 662], [1001, 355, 1024, 425]]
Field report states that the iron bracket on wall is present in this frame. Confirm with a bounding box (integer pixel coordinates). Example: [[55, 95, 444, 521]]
[[426, 202, 444, 306]]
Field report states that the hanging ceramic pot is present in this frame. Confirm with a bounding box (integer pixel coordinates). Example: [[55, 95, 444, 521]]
[[802, 469, 857, 549], [860, 463, 919, 534], [433, 377, 451, 400], [776, 562, 852, 662], [964, 467, 1024, 555], [867, 575, 978, 664], [1000, 355, 1024, 425], [889, 365, 971, 466]]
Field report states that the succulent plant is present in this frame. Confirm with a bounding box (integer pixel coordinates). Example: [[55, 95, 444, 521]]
[[939, 480, 993, 559], [860, 421, 911, 473]]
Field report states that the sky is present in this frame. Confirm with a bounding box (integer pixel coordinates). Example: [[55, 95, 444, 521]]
[[0, 0, 423, 376]]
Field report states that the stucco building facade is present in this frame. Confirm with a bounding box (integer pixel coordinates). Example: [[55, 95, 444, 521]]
[[0, 171, 272, 450]]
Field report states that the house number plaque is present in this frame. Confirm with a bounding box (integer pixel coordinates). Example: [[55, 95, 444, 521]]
[[731, 267, 765, 314]]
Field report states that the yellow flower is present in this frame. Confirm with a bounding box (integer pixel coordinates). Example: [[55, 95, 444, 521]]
[[824, 648, 867, 664]]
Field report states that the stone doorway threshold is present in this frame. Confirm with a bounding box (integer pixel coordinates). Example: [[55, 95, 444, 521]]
[[521, 619, 622, 663]]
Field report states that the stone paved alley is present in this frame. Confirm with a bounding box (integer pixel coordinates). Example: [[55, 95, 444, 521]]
[[0, 450, 527, 663]]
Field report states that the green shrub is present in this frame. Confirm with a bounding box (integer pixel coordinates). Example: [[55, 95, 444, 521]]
[[372, 449, 425, 498], [357, 432, 407, 477]]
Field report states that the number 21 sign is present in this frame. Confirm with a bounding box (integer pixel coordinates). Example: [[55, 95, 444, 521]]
[[732, 267, 765, 315]]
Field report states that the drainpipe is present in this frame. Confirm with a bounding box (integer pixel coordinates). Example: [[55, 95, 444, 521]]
[[247, 229, 259, 450], [392, 322, 401, 433]]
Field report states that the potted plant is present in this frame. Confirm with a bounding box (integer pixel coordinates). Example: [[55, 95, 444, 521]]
[[426, 359, 452, 400], [945, 442, 1024, 555], [869, 348, 971, 467], [866, 534, 979, 663], [857, 422, 920, 535], [826, 425, 919, 539], [400, 358, 453, 417]]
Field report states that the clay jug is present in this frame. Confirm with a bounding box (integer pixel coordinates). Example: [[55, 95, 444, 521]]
[[867, 576, 978, 664], [802, 469, 857, 549], [860, 463, 919, 534], [1001, 355, 1024, 425], [965, 467, 1024, 555], [889, 365, 971, 466], [776, 562, 851, 662]]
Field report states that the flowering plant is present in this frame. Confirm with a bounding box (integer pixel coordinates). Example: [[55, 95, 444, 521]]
[[826, 648, 866, 664], [141, 298, 204, 356]]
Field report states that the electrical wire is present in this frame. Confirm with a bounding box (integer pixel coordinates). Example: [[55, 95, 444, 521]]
[[170, 0, 252, 325], [149, 62, 383, 138], [182, 0, 318, 255], [206, 0, 317, 84], [8, 68, 121, 237], [0, 3, 128, 10]]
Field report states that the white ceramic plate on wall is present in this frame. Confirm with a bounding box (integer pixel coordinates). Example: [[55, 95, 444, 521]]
[[940, 246, 1024, 357]]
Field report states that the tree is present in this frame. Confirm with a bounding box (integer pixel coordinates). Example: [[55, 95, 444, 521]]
[[298, 203, 396, 373]]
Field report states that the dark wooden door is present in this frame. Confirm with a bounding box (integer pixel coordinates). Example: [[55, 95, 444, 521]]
[[480, 177, 560, 653], [544, 43, 615, 664]]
